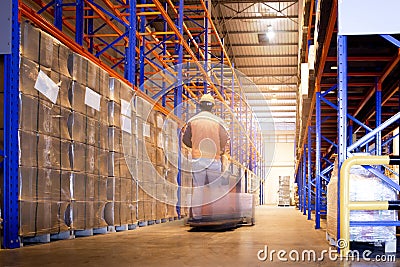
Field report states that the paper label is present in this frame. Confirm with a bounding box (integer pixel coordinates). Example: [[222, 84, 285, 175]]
[[121, 99, 132, 117], [84, 87, 101, 111], [34, 70, 59, 104], [121, 115, 132, 134], [156, 114, 164, 128], [143, 122, 151, 138]]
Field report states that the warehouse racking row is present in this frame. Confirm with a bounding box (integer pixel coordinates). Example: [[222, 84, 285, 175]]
[[296, 0, 400, 250], [1, 0, 266, 248]]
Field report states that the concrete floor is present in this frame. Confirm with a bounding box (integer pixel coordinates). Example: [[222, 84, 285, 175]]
[[0, 206, 397, 267]]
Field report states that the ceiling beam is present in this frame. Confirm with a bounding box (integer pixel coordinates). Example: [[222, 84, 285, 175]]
[[222, 30, 298, 35], [245, 74, 297, 77], [214, 0, 298, 3], [245, 90, 297, 94], [214, 15, 298, 20], [256, 116, 296, 119], [234, 54, 298, 58], [253, 83, 297, 86], [231, 43, 298, 47], [237, 64, 297, 68]]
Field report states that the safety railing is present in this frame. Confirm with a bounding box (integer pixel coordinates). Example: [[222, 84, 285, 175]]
[[339, 155, 400, 258]]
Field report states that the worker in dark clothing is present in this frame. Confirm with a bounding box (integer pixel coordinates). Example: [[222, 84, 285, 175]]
[[182, 93, 229, 221]]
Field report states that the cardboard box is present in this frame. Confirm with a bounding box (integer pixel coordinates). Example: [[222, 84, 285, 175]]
[[21, 22, 54, 68], [69, 142, 86, 172], [86, 145, 98, 174], [37, 134, 61, 169], [52, 42, 71, 77], [50, 71, 72, 108], [38, 99, 61, 137], [19, 57, 51, 97], [67, 111, 86, 143]]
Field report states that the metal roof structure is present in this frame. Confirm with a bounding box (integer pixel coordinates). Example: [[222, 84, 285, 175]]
[[211, 0, 299, 134]]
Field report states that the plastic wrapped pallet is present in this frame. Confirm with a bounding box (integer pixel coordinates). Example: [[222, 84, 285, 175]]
[[71, 173, 108, 230], [18, 22, 115, 237], [105, 177, 136, 226], [327, 156, 398, 244], [19, 167, 71, 236]]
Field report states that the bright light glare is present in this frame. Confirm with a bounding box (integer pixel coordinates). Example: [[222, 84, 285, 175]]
[[266, 30, 275, 39]]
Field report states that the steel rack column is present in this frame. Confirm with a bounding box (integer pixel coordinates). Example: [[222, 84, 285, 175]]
[[249, 114, 253, 172], [348, 121, 353, 146], [203, 0, 209, 93], [75, 0, 84, 46], [303, 145, 307, 215], [337, 34, 348, 244], [139, 0, 147, 89], [125, 0, 136, 83], [3, 0, 20, 248], [239, 95, 243, 165], [315, 91, 321, 229], [307, 126, 312, 220], [161, 2, 168, 107], [376, 82, 382, 156], [298, 164, 303, 212], [54, 0, 63, 30], [174, 0, 184, 219], [230, 65, 234, 161], [86, 7, 94, 53]]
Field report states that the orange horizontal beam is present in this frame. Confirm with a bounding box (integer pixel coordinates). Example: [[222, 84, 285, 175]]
[[322, 72, 381, 77], [137, 4, 156, 8], [139, 31, 176, 36], [137, 12, 161, 16], [326, 56, 393, 61]]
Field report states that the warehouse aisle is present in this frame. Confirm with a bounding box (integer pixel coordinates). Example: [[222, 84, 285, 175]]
[[0, 206, 393, 267]]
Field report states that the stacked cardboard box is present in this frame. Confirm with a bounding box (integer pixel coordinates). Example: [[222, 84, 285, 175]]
[[66, 46, 109, 231], [136, 96, 157, 221], [18, 23, 185, 235], [278, 176, 290, 206], [19, 23, 71, 237], [105, 78, 137, 226], [164, 119, 179, 218]]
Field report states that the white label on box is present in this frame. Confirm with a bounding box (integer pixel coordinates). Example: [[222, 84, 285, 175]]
[[156, 114, 164, 128], [121, 115, 132, 134], [144, 122, 151, 137], [84, 87, 101, 111], [121, 99, 132, 117], [34, 70, 60, 104]]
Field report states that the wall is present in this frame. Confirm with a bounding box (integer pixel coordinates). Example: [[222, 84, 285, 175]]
[[263, 130, 295, 205]]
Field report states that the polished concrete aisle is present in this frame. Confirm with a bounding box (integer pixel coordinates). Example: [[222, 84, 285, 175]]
[[0, 206, 395, 266]]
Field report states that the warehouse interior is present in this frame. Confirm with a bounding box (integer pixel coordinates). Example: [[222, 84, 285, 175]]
[[1, 0, 400, 265]]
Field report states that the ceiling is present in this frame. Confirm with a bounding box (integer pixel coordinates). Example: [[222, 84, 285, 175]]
[[211, 0, 299, 134]]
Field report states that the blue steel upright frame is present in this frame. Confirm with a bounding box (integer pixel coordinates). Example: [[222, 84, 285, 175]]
[[3, 0, 20, 248]]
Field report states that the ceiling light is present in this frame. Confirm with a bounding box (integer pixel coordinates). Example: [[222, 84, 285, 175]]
[[266, 25, 275, 40], [331, 66, 338, 70]]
